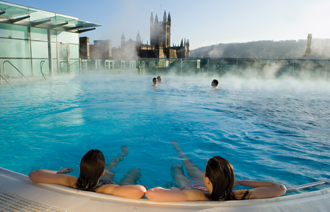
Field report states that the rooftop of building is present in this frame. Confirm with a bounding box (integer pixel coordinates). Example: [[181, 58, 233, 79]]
[[0, 1, 101, 33]]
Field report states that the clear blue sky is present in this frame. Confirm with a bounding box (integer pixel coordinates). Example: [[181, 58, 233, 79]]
[[6, 0, 330, 50]]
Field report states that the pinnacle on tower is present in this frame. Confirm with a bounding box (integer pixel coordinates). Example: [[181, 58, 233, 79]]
[[155, 14, 158, 23], [150, 11, 154, 22], [163, 9, 167, 22], [168, 11, 171, 23], [121, 32, 126, 47], [136, 31, 141, 42]]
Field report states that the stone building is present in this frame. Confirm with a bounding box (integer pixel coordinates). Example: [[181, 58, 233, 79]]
[[79, 10, 190, 62], [114, 10, 190, 59], [304, 34, 312, 57]]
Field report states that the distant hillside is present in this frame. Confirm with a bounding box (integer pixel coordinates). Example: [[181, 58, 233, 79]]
[[190, 39, 330, 59]]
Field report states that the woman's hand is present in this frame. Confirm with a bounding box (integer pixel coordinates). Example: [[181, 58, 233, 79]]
[[170, 187, 180, 191], [234, 179, 241, 188], [56, 168, 73, 174]]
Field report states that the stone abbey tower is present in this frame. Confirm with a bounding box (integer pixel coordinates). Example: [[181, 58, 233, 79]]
[[150, 10, 171, 48], [133, 10, 189, 59], [116, 10, 189, 58]]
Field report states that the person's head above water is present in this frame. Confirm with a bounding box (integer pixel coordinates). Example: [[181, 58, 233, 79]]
[[211, 79, 218, 88], [204, 156, 235, 201], [152, 77, 158, 86], [157, 76, 162, 83], [76, 149, 105, 191]]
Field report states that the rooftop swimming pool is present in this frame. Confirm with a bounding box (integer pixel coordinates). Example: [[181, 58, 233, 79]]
[[0, 73, 329, 193]]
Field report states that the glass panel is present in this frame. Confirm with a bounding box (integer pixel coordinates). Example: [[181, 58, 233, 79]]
[[30, 27, 48, 41], [69, 44, 79, 59], [29, 9, 54, 22], [52, 43, 57, 59], [57, 31, 79, 44], [69, 59, 79, 74], [59, 44, 68, 59], [80, 60, 87, 71], [59, 60, 68, 73], [51, 30, 57, 42], [0, 2, 33, 18], [31, 41, 48, 58], [0, 23, 29, 40], [52, 59, 58, 75], [0, 38, 30, 58], [1, 59, 32, 78]]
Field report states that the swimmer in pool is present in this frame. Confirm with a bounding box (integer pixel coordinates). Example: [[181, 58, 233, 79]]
[[157, 76, 162, 83], [29, 148, 146, 199], [145, 140, 286, 202], [211, 79, 218, 88], [152, 77, 158, 87]]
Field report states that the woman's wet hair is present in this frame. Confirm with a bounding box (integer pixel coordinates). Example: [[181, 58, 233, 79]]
[[205, 156, 243, 201], [153, 77, 157, 83], [75, 149, 105, 191]]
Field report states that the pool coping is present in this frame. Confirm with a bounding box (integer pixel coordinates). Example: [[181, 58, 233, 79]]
[[0, 167, 329, 211]]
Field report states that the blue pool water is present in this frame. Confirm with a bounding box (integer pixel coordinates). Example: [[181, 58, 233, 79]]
[[0, 73, 330, 192]]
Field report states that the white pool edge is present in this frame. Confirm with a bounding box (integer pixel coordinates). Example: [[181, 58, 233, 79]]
[[0, 167, 329, 211]]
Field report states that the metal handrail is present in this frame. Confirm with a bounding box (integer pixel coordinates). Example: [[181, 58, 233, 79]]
[[40, 60, 46, 80], [0, 74, 9, 84], [286, 179, 330, 193], [3, 61, 30, 82]]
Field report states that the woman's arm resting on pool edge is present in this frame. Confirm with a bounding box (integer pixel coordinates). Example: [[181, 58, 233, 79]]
[[29, 169, 77, 187], [146, 187, 209, 202], [98, 184, 146, 199], [237, 180, 286, 199]]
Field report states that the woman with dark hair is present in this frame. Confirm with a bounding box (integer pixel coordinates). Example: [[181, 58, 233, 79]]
[[29, 148, 146, 199], [145, 141, 286, 202]]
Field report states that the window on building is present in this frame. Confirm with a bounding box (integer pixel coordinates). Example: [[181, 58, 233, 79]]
[[95, 59, 101, 70], [105, 60, 110, 69], [130, 61, 136, 69], [105, 60, 115, 69], [197, 60, 201, 69], [121, 61, 125, 69]]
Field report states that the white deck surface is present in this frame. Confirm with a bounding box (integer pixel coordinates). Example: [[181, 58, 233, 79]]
[[0, 167, 329, 212]]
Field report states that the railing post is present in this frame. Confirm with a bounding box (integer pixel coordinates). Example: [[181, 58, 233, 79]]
[[47, 29, 53, 77]]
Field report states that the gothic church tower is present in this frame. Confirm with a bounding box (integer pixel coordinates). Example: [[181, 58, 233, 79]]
[[150, 10, 171, 48]]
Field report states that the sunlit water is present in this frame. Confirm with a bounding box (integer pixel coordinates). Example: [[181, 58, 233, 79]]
[[0, 73, 329, 193]]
